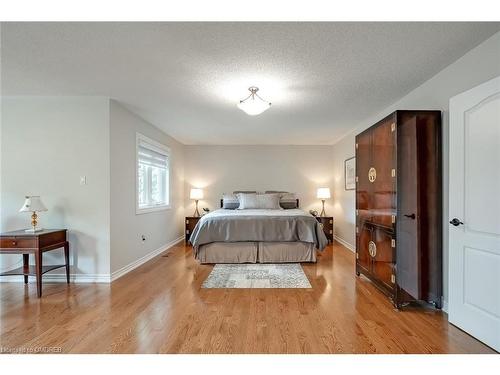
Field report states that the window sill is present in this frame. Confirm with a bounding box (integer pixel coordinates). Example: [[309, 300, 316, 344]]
[[136, 205, 171, 215]]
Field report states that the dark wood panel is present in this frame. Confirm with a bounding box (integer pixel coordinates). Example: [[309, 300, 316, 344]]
[[371, 227, 394, 290], [316, 217, 334, 242], [39, 230, 66, 249], [185, 216, 201, 243], [396, 114, 420, 299], [357, 226, 372, 272], [356, 130, 372, 226], [370, 115, 396, 228], [415, 111, 442, 307]]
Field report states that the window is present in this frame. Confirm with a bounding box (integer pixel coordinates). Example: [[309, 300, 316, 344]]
[[136, 133, 170, 214]]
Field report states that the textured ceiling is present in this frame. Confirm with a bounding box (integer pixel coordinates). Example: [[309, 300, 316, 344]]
[[2, 22, 499, 144]]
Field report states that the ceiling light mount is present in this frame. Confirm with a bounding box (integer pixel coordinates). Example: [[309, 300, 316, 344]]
[[237, 86, 272, 116]]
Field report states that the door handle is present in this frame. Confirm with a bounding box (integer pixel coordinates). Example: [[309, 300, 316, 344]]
[[404, 213, 416, 219], [449, 218, 464, 226]]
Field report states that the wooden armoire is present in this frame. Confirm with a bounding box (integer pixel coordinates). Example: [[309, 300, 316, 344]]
[[355, 110, 442, 309]]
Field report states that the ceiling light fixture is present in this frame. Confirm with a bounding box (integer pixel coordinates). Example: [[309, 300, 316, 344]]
[[237, 86, 272, 116]]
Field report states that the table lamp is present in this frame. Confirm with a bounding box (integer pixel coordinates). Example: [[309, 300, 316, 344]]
[[316, 188, 331, 217], [190, 188, 203, 217], [19, 196, 48, 232]]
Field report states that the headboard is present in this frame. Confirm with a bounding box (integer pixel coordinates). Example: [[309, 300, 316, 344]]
[[220, 198, 300, 208]]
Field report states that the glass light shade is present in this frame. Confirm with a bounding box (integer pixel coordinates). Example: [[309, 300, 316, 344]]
[[316, 188, 331, 199], [237, 87, 272, 116], [19, 196, 48, 212], [190, 188, 204, 200], [237, 98, 271, 116]]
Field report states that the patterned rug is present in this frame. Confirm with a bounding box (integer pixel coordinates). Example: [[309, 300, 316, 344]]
[[202, 263, 312, 288]]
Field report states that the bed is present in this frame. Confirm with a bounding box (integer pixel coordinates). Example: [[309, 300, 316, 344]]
[[189, 197, 328, 264]]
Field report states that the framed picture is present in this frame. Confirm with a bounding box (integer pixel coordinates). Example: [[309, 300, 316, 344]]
[[344, 157, 356, 190]]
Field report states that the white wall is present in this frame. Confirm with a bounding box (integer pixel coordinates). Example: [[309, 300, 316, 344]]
[[331, 139, 356, 250], [109, 100, 185, 274], [331, 31, 500, 306], [184, 145, 334, 215], [0, 97, 186, 281], [0, 97, 111, 278]]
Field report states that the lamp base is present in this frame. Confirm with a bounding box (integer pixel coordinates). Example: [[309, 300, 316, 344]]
[[25, 227, 44, 233], [320, 200, 327, 217], [193, 200, 201, 217]]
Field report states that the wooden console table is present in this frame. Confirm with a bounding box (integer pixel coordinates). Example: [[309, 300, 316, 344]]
[[0, 229, 69, 297]]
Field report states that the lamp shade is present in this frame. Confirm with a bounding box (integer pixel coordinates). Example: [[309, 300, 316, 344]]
[[19, 196, 48, 212], [190, 188, 204, 200], [316, 188, 331, 199]]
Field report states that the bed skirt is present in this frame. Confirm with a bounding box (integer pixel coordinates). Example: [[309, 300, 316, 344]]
[[195, 241, 317, 264]]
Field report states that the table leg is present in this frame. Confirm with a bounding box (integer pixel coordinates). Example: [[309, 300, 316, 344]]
[[23, 254, 29, 284], [35, 250, 42, 297], [64, 242, 70, 284]]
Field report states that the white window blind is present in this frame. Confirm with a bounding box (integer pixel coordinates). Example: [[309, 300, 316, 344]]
[[138, 144, 168, 169], [136, 134, 170, 213]]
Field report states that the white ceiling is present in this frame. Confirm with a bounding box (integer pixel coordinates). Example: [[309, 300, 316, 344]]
[[2, 22, 499, 145]]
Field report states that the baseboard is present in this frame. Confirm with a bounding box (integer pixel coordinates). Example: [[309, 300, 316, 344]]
[[334, 235, 355, 252], [0, 236, 185, 284], [110, 235, 184, 282], [442, 300, 449, 313]]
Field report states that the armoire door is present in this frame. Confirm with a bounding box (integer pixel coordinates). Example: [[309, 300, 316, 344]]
[[371, 116, 396, 228], [396, 116, 420, 299], [357, 226, 372, 273], [356, 130, 372, 269], [371, 227, 395, 289]]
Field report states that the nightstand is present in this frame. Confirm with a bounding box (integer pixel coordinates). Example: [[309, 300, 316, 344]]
[[0, 229, 69, 297], [315, 216, 334, 243], [185, 216, 201, 244]]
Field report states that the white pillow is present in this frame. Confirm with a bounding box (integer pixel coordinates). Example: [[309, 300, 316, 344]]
[[237, 193, 281, 209], [222, 193, 239, 209]]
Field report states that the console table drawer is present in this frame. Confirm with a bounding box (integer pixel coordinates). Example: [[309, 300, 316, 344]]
[[0, 237, 36, 249]]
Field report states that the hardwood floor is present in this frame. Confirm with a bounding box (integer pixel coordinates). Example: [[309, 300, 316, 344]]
[[0, 241, 494, 354]]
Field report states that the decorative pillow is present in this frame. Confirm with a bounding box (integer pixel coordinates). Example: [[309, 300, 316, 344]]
[[265, 191, 298, 209], [283, 193, 297, 209], [237, 193, 281, 210], [233, 190, 257, 194], [222, 193, 239, 209], [280, 200, 298, 209], [265, 190, 287, 195]]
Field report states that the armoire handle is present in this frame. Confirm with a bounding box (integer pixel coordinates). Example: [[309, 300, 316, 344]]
[[404, 213, 416, 220]]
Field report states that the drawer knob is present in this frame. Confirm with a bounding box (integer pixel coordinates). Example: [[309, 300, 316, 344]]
[[12, 241, 17, 246]]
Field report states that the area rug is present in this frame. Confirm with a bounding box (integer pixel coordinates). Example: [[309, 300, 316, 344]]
[[202, 263, 312, 288]]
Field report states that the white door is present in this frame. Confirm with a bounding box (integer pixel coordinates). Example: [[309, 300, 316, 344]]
[[449, 76, 500, 352]]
